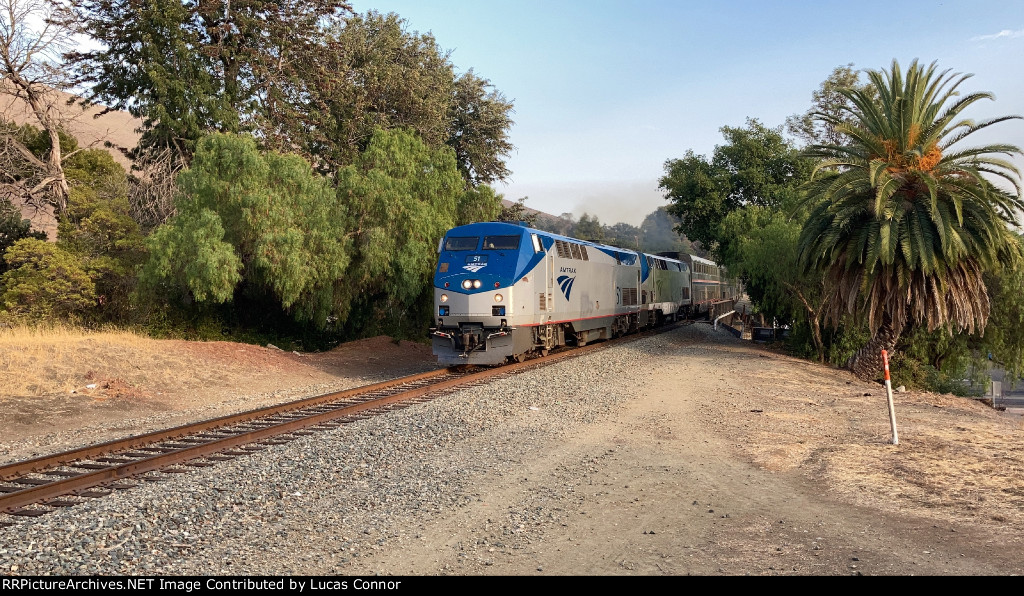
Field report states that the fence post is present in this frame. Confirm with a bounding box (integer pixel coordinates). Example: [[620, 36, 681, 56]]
[[881, 349, 899, 445]]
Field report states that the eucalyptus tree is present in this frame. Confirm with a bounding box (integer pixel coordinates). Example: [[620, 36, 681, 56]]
[[785, 64, 878, 147], [798, 59, 1024, 380]]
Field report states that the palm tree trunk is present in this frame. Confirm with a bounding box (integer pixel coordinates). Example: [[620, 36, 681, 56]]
[[846, 317, 900, 381]]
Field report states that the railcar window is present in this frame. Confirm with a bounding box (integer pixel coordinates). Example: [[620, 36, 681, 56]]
[[483, 236, 520, 250], [445, 237, 479, 251]]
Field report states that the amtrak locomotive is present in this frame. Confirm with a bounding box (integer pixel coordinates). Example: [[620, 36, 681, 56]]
[[431, 221, 737, 365]]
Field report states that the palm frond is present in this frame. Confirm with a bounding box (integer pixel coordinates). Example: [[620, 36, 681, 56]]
[[798, 58, 1023, 338]]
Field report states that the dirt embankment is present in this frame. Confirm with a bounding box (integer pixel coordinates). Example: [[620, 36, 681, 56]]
[[0, 330, 440, 461]]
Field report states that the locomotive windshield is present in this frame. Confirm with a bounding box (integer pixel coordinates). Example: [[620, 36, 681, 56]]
[[482, 236, 521, 250], [444, 236, 479, 251]]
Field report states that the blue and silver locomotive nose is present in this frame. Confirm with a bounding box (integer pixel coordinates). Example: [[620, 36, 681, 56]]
[[431, 222, 544, 365], [433, 225, 523, 322]]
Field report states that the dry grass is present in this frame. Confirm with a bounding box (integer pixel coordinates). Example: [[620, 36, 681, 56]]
[[0, 324, 154, 397], [0, 323, 298, 401], [823, 416, 1024, 531], [733, 354, 1024, 536], [0, 324, 436, 409]]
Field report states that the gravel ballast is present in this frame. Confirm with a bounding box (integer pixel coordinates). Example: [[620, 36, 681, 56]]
[[0, 325, 726, 575]]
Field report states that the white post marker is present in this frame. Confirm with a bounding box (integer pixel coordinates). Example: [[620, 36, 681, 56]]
[[881, 349, 899, 445]]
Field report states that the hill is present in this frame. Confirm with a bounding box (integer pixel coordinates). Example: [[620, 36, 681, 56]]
[[1, 86, 142, 239]]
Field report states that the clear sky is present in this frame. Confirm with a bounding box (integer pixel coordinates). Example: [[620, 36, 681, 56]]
[[356, 0, 1024, 225]]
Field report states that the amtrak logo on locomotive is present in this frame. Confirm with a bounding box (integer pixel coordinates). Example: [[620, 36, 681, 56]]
[[463, 255, 487, 273], [557, 275, 576, 300]]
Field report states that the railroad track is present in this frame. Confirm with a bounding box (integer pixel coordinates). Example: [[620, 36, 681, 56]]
[[0, 320, 695, 522]]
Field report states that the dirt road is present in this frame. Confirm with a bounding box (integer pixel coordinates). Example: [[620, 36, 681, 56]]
[[338, 330, 1024, 575]]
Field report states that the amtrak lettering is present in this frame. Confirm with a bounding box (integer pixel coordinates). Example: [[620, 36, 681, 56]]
[[559, 267, 576, 274]]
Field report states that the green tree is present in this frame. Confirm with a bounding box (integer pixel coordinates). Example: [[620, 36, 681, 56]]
[[638, 207, 693, 254], [721, 204, 829, 359], [0, 238, 96, 320], [785, 64, 877, 147], [141, 133, 348, 327], [336, 128, 465, 334], [798, 60, 1024, 380], [297, 11, 454, 172], [449, 69, 515, 185], [604, 221, 640, 250], [140, 207, 242, 304], [660, 119, 812, 254], [302, 11, 515, 185], [497, 197, 538, 227], [980, 242, 1024, 382], [0, 198, 47, 275], [573, 213, 604, 243], [58, 148, 147, 320], [66, 0, 350, 163], [457, 184, 503, 226]]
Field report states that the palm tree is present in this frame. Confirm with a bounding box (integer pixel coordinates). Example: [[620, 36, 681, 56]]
[[798, 59, 1024, 380]]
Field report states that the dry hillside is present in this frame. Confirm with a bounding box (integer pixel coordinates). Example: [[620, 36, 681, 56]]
[[2, 87, 142, 238]]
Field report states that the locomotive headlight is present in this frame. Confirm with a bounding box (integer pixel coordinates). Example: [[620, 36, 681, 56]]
[[440, 294, 449, 303], [494, 294, 503, 303], [472, 280, 482, 289], [462, 279, 473, 290]]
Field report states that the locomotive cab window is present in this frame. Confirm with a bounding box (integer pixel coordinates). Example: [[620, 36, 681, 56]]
[[483, 236, 520, 250], [445, 236, 479, 251]]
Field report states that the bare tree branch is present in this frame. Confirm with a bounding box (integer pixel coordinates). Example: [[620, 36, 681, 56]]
[[0, 0, 76, 215]]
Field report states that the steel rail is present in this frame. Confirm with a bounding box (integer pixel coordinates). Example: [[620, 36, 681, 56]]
[[0, 368, 454, 482], [0, 319, 690, 515]]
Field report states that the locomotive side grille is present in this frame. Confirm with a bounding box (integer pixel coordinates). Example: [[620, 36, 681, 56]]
[[539, 292, 546, 311], [555, 240, 570, 259], [580, 246, 589, 261], [622, 288, 638, 306], [570, 243, 582, 260]]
